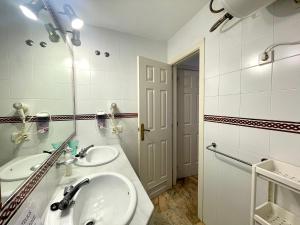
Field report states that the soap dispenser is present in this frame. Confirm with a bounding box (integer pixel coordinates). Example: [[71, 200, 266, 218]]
[[64, 147, 73, 177]]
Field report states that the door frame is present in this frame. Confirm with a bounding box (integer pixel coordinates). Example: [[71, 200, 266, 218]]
[[169, 39, 205, 220]]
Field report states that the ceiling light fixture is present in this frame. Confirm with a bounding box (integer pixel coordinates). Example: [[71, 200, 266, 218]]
[[19, 0, 45, 21]]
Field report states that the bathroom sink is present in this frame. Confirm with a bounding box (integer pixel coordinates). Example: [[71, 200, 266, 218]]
[[45, 172, 137, 225], [75, 146, 119, 167], [0, 153, 49, 182]]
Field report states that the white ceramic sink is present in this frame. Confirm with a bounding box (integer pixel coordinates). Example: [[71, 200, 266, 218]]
[[45, 172, 137, 225], [75, 146, 119, 167], [0, 153, 49, 182]]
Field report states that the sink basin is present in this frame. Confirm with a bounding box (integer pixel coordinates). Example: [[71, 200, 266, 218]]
[[0, 153, 49, 182], [45, 172, 137, 225], [75, 146, 119, 167]]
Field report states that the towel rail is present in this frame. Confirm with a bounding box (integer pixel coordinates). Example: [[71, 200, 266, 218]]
[[206, 143, 253, 167]]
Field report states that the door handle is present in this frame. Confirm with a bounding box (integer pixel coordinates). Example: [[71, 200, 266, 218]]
[[140, 123, 150, 141]]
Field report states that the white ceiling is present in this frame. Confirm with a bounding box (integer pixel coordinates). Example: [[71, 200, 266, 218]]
[[60, 0, 208, 41]]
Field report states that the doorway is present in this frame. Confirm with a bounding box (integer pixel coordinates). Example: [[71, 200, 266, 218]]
[[138, 40, 205, 222], [176, 53, 200, 179]]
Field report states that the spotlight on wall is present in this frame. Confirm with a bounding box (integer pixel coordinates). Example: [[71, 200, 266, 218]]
[[19, 0, 45, 21], [45, 23, 60, 43], [63, 4, 84, 30]]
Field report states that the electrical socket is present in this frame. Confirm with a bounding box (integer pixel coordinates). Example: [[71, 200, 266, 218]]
[[259, 50, 274, 65], [112, 125, 123, 134]]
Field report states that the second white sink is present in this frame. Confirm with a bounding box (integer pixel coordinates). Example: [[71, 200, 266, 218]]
[[75, 146, 119, 167]]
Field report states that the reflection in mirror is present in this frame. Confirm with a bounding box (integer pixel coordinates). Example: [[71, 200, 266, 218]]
[[0, 0, 75, 203]]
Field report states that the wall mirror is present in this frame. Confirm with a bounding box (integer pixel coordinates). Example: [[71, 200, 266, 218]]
[[0, 0, 75, 205]]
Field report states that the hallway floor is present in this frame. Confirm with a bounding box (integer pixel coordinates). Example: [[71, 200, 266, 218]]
[[149, 176, 205, 225]]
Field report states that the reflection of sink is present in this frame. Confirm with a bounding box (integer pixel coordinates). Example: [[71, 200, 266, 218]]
[[0, 153, 49, 182], [75, 146, 119, 167], [45, 172, 137, 225]]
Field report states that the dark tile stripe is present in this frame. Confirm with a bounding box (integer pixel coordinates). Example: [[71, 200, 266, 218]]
[[0, 113, 138, 124], [204, 115, 300, 134]]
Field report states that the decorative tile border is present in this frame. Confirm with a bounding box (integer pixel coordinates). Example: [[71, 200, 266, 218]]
[[0, 133, 75, 225], [0, 113, 138, 124], [204, 115, 300, 134], [75, 113, 138, 120]]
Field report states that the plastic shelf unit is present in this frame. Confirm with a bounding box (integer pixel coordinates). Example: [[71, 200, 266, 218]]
[[256, 160, 300, 193], [250, 160, 300, 225], [255, 202, 300, 225]]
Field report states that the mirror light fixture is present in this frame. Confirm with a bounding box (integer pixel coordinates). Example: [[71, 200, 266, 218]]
[[19, 0, 45, 21], [45, 23, 60, 43], [71, 30, 81, 46], [63, 4, 84, 30]]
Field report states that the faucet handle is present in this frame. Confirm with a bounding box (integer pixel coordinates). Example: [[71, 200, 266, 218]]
[[64, 185, 74, 196]]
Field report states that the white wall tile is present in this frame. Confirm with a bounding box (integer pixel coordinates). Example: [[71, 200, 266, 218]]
[[272, 55, 300, 91], [205, 76, 219, 97], [216, 161, 251, 225], [121, 99, 138, 112], [76, 85, 91, 100], [218, 124, 239, 156], [90, 70, 106, 84], [270, 131, 300, 166], [239, 127, 270, 162], [219, 94, 240, 117], [219, 71, 241, 96], [76, 100, 93, 114], [75, 69, 91, 85], [241, 64, 272, 94], [271, 89, 300, 121], [240, 92, 271, 119], [204, 121, 219, 143], [219, 18, 242, 74], [0, 79, 10, 99], [204, 96, 219, 115], [0, 62, 9, 80]]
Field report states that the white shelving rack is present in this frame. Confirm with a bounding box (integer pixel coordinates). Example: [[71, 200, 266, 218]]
[[250, 159, 300, 225]]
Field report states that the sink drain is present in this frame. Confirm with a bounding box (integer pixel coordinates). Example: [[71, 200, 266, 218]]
[[84, 220, 95, 225]]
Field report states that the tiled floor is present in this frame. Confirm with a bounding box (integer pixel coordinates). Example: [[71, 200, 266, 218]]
[[149, 176, 205, 225]]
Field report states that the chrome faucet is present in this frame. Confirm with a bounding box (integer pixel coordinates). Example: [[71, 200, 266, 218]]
[[75, 144, 94, 158], [50, 178, 90, 211], [56, 157, 78, 167]]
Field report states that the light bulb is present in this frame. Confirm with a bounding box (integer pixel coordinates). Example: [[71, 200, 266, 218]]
[[19, 5, 38, 21], [71, 18, 84, 30]]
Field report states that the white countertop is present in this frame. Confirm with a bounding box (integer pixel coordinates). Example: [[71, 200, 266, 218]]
[[44, 145, 153, 225]]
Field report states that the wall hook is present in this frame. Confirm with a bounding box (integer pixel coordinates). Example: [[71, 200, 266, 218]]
[[40, 42, 47, 48], [25, 39, 34, 46]]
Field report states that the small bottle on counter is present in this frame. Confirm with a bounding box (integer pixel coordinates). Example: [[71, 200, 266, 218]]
[[64, 147, 73, 177]]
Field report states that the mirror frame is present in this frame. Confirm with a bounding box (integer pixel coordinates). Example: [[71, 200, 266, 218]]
[[0, 1, 76, 224]]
